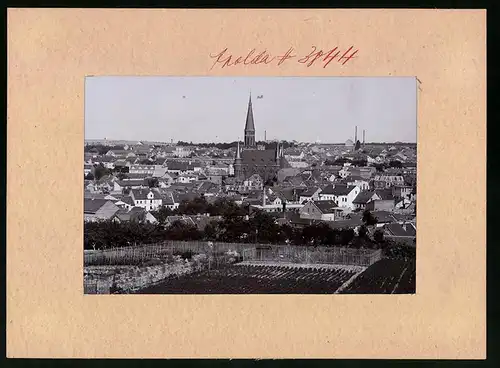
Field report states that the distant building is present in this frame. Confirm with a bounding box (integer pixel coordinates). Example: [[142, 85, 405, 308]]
[[129, 164, 156, 175], [299, 200, 343, 221], [373, 175, 405, 189], [129, 188, 163, 211], [234, 95, 290, 185], [318, 184, 361, 210], [84, 199, 120, 222], [174, 146, 192, 158]]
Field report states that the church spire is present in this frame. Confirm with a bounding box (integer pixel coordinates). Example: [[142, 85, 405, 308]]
[[236, 140, 241, 159], [244, 93, 256, 147]]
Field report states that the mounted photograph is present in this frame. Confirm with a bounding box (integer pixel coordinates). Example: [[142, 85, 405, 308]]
[[83, 76, 417, 295]]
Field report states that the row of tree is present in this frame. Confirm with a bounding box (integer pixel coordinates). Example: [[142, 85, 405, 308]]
[[85, 208, 385, 251], [150, 197, 247, 223], [84, 144, 124, 155], [176, 140, 296, 150]]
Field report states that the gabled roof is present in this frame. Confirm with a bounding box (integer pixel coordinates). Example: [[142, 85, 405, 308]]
[[120, 196, 135, 206], [162, 192, 176, 205], [301, 186, 320, 197], [116, 179, 145, 187], [311, 200, 339, 213], [84, 199, 112, 214], [320, 184, 336, 195], [321, 184, 356, 196], [384, 223, 416, 237], [131, 188, 162, 200], [166, 161, 194, 171], [374, 189, 394, 200], [114, 207, 146, 222], [326, 218, 363, 229], [352, 190, 378, 204], [277, 188, 296, 202]]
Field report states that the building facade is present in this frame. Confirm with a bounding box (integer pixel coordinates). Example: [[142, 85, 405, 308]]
[[234, 95, 290, 185]]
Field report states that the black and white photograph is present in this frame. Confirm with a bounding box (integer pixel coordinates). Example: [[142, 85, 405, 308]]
[[83, 76, 417, 295]]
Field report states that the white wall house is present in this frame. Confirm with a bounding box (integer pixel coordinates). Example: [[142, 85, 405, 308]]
[[130, 189, 163, 211], [318, 184, 361, 210]]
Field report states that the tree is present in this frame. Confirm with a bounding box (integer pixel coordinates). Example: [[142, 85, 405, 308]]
[[85, 172, 95, 180], [354, 140, 361, 151], [94, 163, 110, 181], [358, 225, 368, 238], [373, 229, 385, 243], [362, 210, 378, 226], [147, 178, 159, 188], [150, 205, 175, 224]]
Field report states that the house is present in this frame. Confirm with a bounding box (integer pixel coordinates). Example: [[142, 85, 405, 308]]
[[129, 164, 156, 175], [106, 149, 130, 157], [383, 222, 417, 246], [165, 161, 195, 174], [162, 191, 179, 210], [366, 199, 395, 212], [346, 176, 370, 190], [364, 189, 395, 212], [93, 155, 116, 169], [174, 146, 192, 158], [392, 185, 413, 200], [373, 175, 405, 189], [318, 184, 361, 210], [273, 188, 301, 205], [299, 200, 343, 221], [352, 190, 381, 211], [113, 180, 146, 193], [84, 199, 120, 222], [84, 164, 93, 176], [176, 174, 197, 184], [348, 166, 377, 180], [326, 218, 364, 232], [112, 207, 158, 224], [299, 186, 322, 204], [85, 181, 97, 193], [114, 159, 132, 170], [129, 188, 163, 211], [114, 196, 135, 210], [249, 203, 303, 214]]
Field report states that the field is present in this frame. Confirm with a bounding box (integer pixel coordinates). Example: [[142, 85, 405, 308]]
[[135, 263, 362, 294], [339, 258, 416, 294]]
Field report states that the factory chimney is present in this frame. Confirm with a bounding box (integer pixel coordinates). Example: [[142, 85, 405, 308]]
[[363, 129, 366, 147], [355, 126, 358, 143]]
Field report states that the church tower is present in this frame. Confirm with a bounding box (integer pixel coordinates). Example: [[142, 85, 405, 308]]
[[234, 140, 243, 181], [244, 94, 256, 148]]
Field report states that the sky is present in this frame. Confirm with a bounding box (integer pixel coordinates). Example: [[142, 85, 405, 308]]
[[85, 76, 417, 144]]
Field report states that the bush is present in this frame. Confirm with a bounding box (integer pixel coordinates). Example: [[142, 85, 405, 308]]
[[173, 250, 195, 260]]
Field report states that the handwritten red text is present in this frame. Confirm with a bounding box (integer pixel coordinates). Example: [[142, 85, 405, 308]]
[[209, 46, 358, 69]]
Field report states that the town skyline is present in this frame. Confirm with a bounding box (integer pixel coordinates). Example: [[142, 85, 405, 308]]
[[84, 137, 417, 145], [85, 76, 417, 144]]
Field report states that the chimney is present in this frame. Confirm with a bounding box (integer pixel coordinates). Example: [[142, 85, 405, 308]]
[[264, 130, 267, 142], [363, 130, 365, 147], [262, 187, 266, 207], [355, 126, 358, 143]]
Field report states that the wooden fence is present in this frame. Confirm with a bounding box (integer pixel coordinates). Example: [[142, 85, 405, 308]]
[[242, 245, 382, 267], [84, 240, 382, 267]]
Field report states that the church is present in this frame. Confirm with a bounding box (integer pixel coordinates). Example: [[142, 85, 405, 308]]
[[233, 94, 290, 185]]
